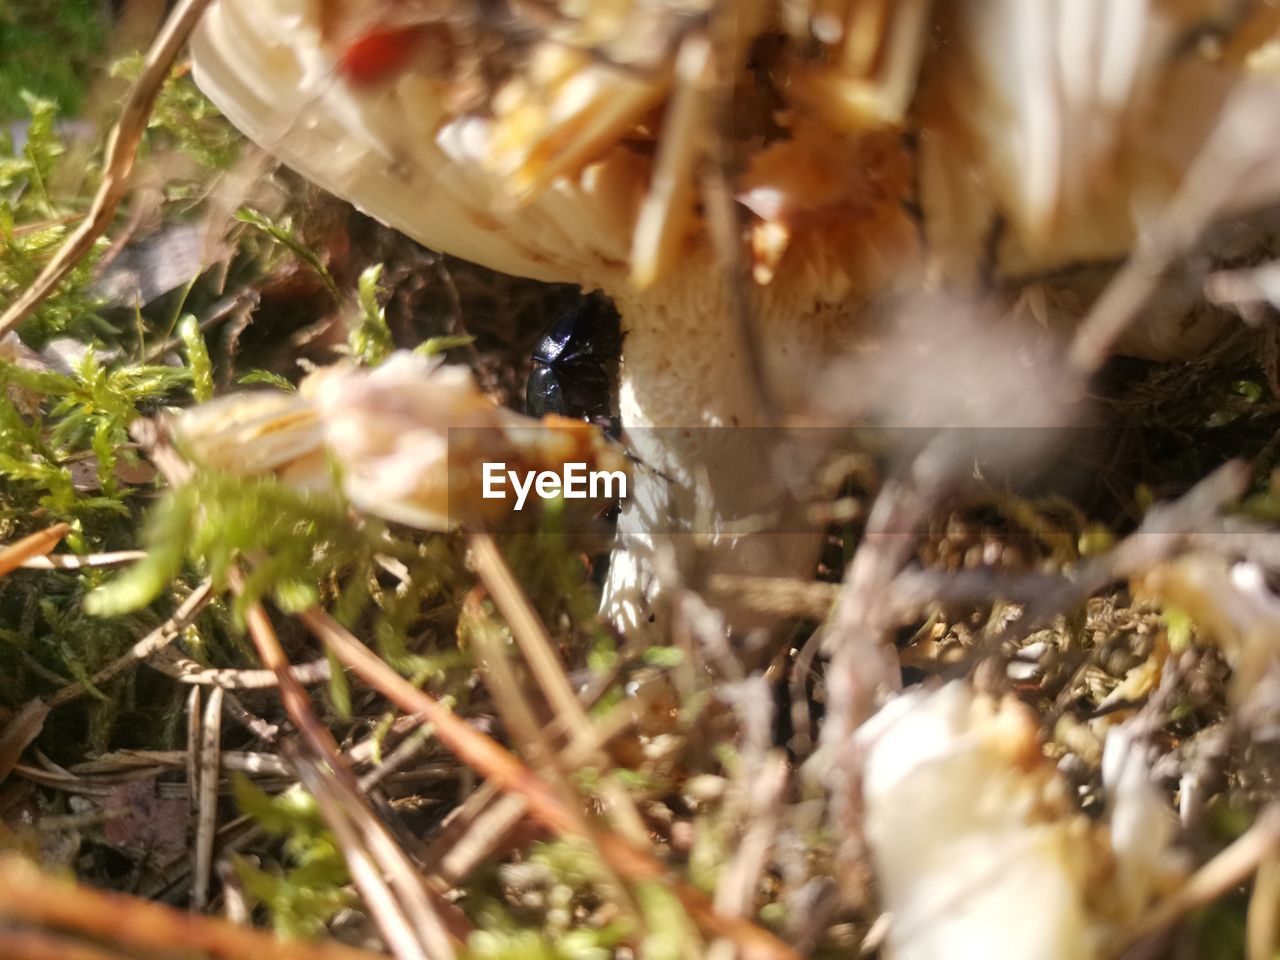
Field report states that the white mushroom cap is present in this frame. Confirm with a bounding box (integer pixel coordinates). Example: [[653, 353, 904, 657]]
[[192, 0, 650, 285], [192, 2, 1280, 384], [191, 0, 925, 316]]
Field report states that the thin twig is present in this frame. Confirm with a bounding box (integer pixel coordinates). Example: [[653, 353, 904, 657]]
[[70, 748, 292, 778], [705, 1, 778, 427], [192, 686, 223, 911], [10, 213, 84, 239], [234, 572, 456, 960], [467, 533, 650, 846], [701, 111, 778, 431], [20, 550, 146, 570], [427, 700, 639, 885], [460, 589, 644, 926], [47, 579, 214, 708], [143, 288, 260, 363], [147, 647, 331, 688], [289, 745, 462, 960], [185, 687, 201, 816], [466, 533, 591, 744], [708, 750, 789, 960], [0, 0, 217, 339]]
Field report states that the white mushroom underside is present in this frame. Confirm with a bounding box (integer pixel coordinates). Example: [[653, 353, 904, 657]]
[[191, 0, 637, 286]]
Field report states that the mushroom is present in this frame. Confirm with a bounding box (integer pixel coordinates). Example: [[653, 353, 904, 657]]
[[190, 0, 1280, 630]]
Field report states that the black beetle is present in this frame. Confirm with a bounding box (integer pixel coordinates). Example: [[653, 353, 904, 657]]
[[525, 292, 621, 430]]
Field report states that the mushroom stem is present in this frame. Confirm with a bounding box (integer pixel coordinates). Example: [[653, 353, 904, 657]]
[[601, 250, 849, 634]]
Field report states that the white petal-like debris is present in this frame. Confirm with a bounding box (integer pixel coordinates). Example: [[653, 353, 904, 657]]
[[175, 352, 627, 531], [859, 682, 1184, 960], [172, 388, 329, 491], [1101, 722, 1184, 926], [859, 683, 1091, 960]]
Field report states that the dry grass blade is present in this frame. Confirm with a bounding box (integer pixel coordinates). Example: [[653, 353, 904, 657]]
[[459, 589, 644, 927], [0, 699, 51, 783], [21, 551, 147, 570], [701, 128, 777, 432], [235, 582, 342, 761], [0, 524, 71, 578], [466, 534, 649, 845], [192, 686, 223, 911], [289, 747, 462, 960], [630, 30, 712, 289], [0, 926, 137, 960], [0, 855, 388, 960], [68, 747, 291, 778], [0, 0, 216, 340], [1113, 806, 1280, 959], [708, 750, 789, 960], [466, 533, 591, 744], [10, 214, 85, 239], [459, 588, 588, 799], [234, 574, 457, 960], [428, 700, 641, 885], [432, 789, 526, 884], [301, 608, 803, 960]]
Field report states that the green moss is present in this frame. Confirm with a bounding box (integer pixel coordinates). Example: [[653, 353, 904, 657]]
[[0, 1, 106, 121], [231, 776, 355, 940], [0, 95, 109, 346]]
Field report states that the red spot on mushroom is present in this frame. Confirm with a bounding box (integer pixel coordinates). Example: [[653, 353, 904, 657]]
[[338, 24, 427, 88]]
